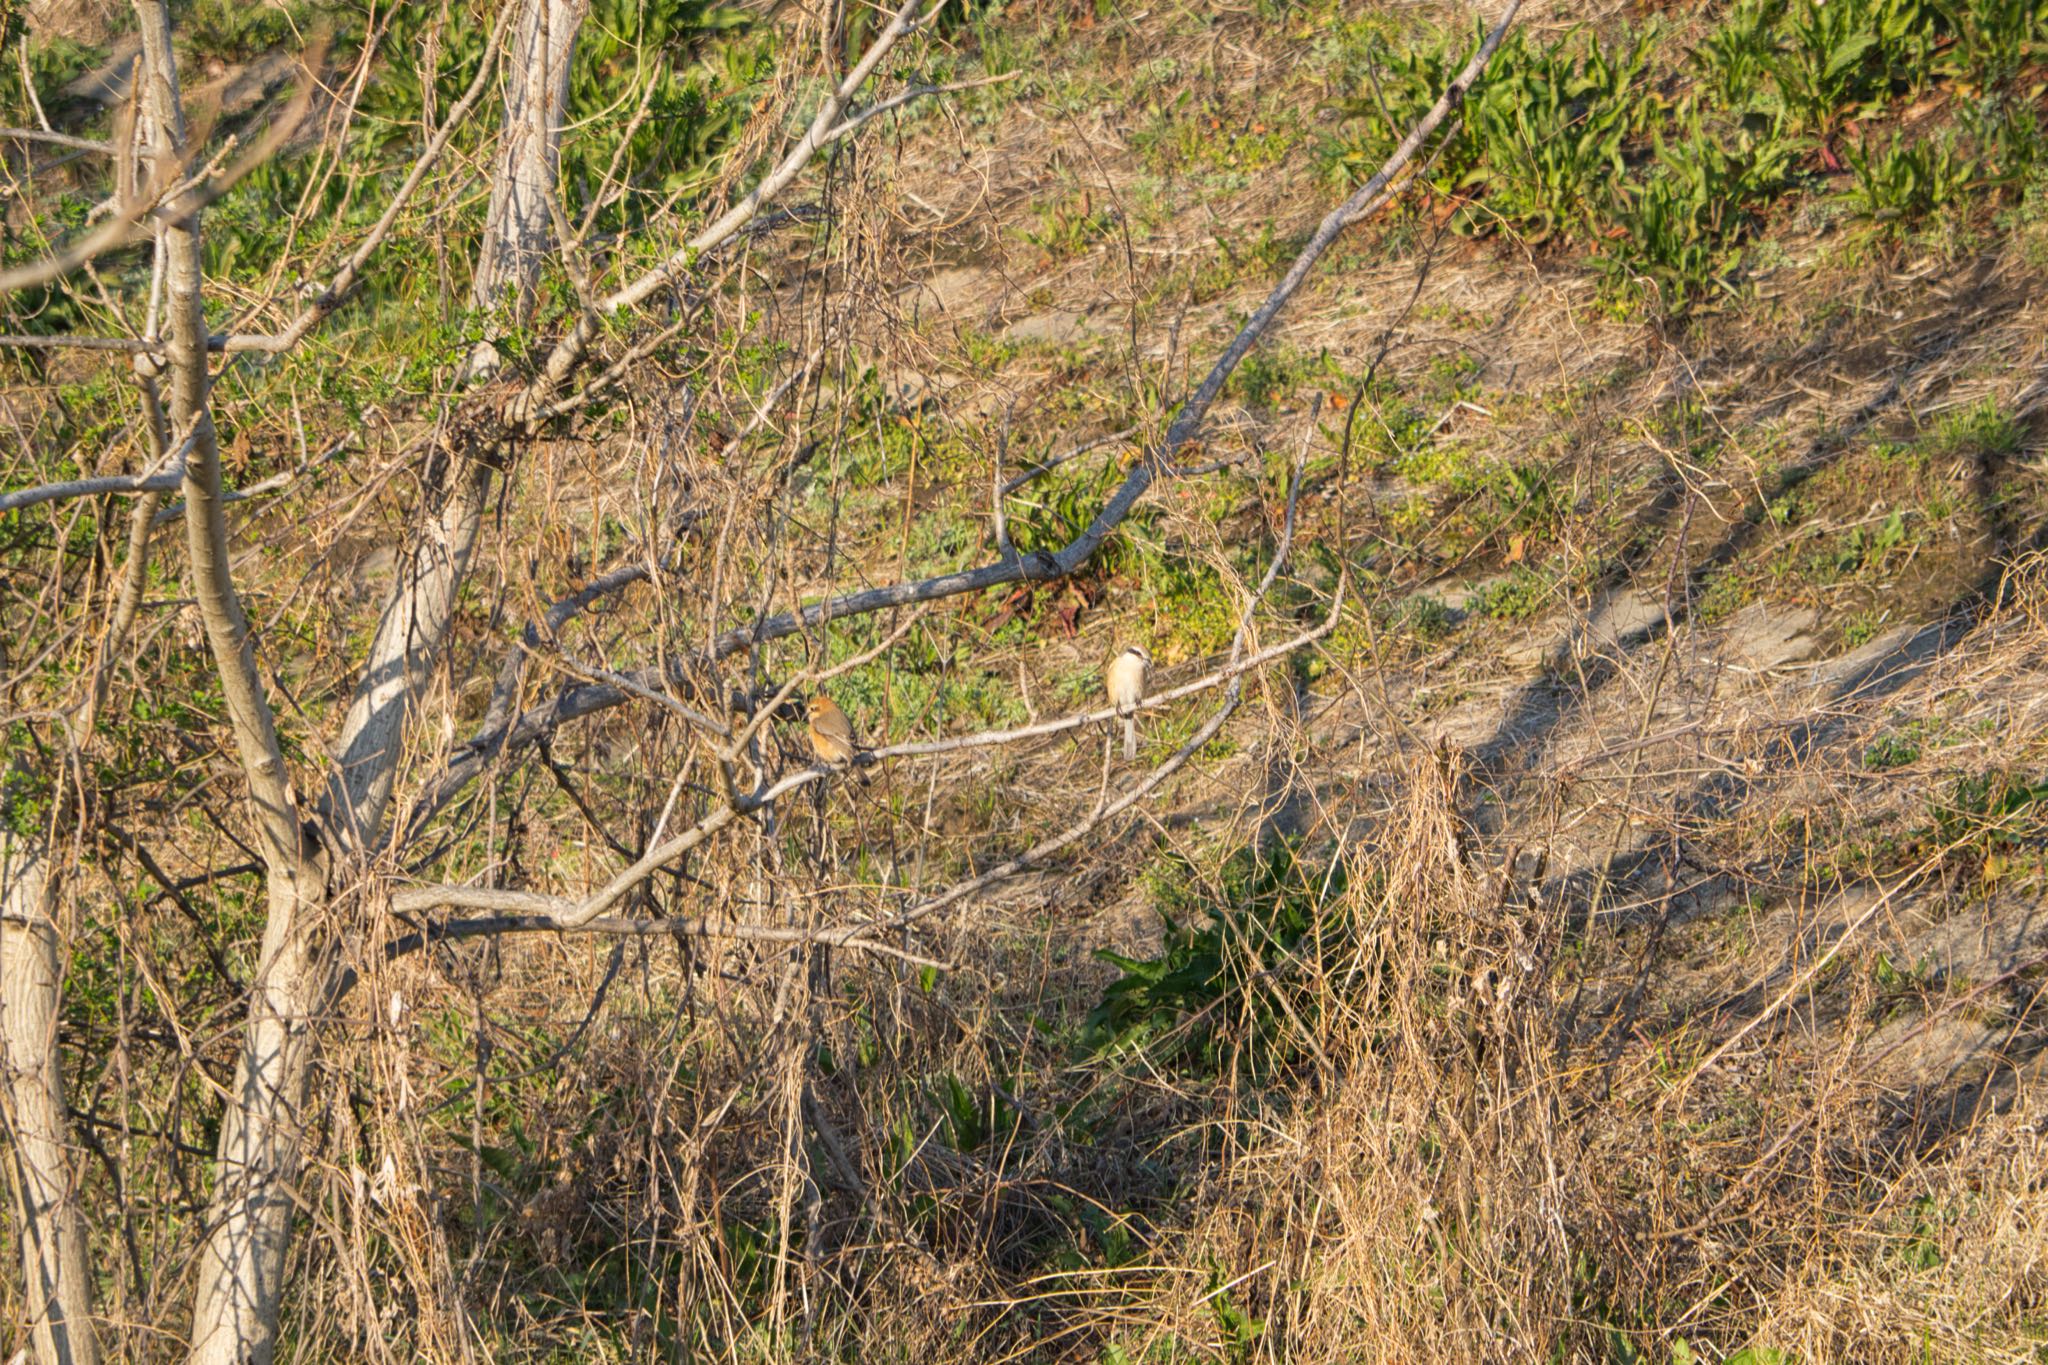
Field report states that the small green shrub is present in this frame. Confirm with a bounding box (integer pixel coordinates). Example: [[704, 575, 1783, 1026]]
[[1472, 566, 1555, 621], [4, 33, 100, 119], [1011, 457, 1140, 580], [1230, 341, 1335, 412], [1596, 113, 1796, 311], [1084, 840, 1360, 1074], [1832, 509, 1911, 577], [1842, 128, 1983, 230]]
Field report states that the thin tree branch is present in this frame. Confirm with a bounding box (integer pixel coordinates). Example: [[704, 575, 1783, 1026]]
[[149, 434, 353, 527], [817, 71, 1019, 147], [378, 908, 949, 969], [598, 0, 933, 317], [998, 425, 1138, 496], [0, 332, 161, 353], [1, 463, 185, 515], [0, 433, 348, 520], [0, 126, 115, 154], [410, 0, 1514, 831]]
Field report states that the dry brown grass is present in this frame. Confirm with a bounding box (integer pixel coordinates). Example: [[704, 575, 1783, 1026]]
[[11, 2, 2048, 1362]]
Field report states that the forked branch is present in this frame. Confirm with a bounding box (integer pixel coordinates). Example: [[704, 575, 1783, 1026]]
[[413, 0, 1520, 832], [397, 437, 1337, 957]]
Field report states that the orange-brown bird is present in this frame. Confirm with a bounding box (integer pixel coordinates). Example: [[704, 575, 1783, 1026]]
[[805, 693, 870, 783]]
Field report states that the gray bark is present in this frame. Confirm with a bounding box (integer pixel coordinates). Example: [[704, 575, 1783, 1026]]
[[467, 0, 587, 375], [321, 464, 492, 853], [128, 6, 322, 1361], [2, 830, 103, 1365], [162, 5, 503, 1352]]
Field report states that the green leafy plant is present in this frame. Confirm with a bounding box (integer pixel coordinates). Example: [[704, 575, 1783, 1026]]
[[1457, 24, 1661, 243], [1693, 0, 1786, 122], [1842, 128, 1983, 229], [1010, 457, 1139, 580], [4, 32, 100, 121], [1862, 727, 1924, 770], [1021, 192, 1118, 260], [1083, 840, 1358, 1074], [1322, 22, 1662, 244], [1471, 566, 1555, 621], [1206, 1265, 1266, 1363], [1934, 769, 2048, 852], [355, 5, 492, 145], [1932, 396, 2024, 458], [1596, 113, 1796, 311], [1833, 509, 1911, 576], [1231, 341, 1334, 412], [1934, 0, 2048, 90], [1756, 0, 1947, 145], [178, 0, 311, 63], [1317, 22, 1482, 192], [563, 0, 758, 224]]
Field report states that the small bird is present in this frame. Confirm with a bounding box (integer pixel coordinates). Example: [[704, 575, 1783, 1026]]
[[1105, 645, 1151, 761], [805, 693, 869, 783]]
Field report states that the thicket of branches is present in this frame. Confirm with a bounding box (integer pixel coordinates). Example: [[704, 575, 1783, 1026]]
[[0, 0, 1517, 1357]]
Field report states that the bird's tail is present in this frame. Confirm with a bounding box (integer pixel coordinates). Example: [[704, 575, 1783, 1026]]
[[1123, 716, 1136, 762]]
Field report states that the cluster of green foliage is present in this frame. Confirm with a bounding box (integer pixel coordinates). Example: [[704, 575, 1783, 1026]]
[[1021, 190, 1120, 259], [1084, 838, 1360, 1074], [1321, 0, 2048, 312], [2, 0, 775, 359], [1933, 767, 2048, 855]]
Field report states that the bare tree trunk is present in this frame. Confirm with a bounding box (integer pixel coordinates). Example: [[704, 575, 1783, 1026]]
[[182, 883, 326, 1365], [2, 829, 102, 1365], [467, 0, 588, 375], [323, 466, 492, 851], [127, 6, 326, 1361], [157, 0, 507, 1343]]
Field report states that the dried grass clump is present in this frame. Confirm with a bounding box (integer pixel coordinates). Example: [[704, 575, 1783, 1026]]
[[1039, 752, 2048, 1365]]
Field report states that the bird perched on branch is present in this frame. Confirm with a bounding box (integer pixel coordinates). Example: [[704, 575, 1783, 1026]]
[[806, 694, 870, 784], [1106, 645, 1150, 761]]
